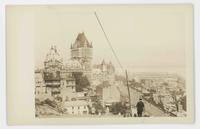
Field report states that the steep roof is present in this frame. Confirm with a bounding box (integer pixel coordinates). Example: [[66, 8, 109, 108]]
[[72, 32, 92, 48]]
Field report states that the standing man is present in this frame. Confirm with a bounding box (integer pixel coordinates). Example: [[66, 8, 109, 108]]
[[136, 98, 145, 117]]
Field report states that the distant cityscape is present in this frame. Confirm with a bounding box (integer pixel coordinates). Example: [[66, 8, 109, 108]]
[[35, 32, 186, 118]]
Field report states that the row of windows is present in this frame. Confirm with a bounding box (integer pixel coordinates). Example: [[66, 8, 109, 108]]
[[69, 111, 88, 114], [71, 106, 87, 110], [35, 90, 48, 94]]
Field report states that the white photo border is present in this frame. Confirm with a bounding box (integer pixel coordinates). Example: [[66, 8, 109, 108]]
[[1, 0, 200, 129]]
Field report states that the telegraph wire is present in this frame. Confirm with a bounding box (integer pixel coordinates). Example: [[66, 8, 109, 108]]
[[94, 12, 132, 116], [94, 12, 124, 72]]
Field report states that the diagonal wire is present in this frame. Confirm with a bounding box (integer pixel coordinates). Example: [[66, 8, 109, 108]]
[[94, 12, 124, 72], [95, 12, 132, 115]]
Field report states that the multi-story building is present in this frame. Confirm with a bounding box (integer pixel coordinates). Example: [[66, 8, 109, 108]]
[[43, 46, 63, 97], [35, 43, 92, 100], [96, 81, 121, 108], [70, 32, 93, 80], [63, 100, 89, 115], [35, 69, 51, 101], [60, 67, 76, 101], [102, 84, 121, 108], [44, 46, 63, 72], [92, 60, 115, 85]]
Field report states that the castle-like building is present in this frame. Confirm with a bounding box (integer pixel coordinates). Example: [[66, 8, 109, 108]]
[[92, 60, 115, 85], [35, 32, 116, 105], [34, 32, 120, 116], [71, 32, 93, 80], [35, 32, 93, 101]]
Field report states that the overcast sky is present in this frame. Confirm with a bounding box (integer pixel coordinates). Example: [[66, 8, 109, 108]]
[[8, 5, 191, 76]]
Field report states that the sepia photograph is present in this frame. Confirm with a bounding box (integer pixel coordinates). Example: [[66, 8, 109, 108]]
[[6, 4, 194, 124], [33, 5, 189, 118]]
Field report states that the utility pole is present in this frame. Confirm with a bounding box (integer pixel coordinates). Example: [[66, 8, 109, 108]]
[[94, 12, 132, 117], [125, 70, 132, 117]]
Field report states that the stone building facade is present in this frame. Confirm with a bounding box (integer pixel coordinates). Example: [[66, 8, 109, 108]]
[[70, 32, 93, 81]]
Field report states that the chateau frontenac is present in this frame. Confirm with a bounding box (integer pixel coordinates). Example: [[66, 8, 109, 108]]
[[71, 32, 93, 80], [35, 32, 116, 103]]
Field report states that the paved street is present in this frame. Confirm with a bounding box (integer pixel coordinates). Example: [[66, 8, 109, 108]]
[[129, 87, 169, 117]]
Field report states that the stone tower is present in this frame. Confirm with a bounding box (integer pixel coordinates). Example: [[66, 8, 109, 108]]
[[70, 32, 93, 80]]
